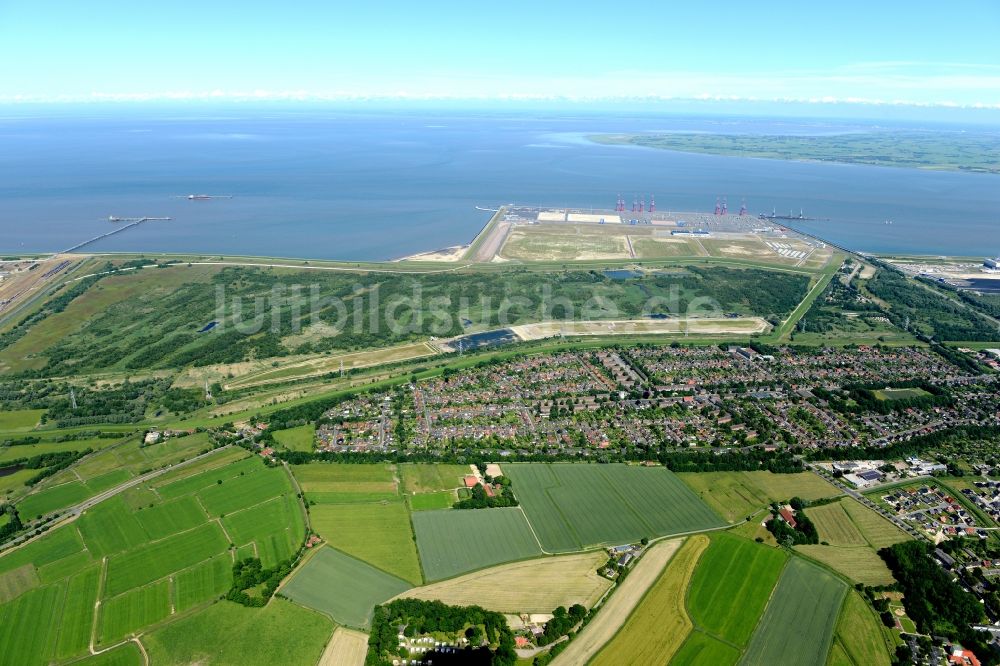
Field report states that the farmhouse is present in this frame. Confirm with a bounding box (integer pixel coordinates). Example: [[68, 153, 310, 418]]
[[779, 507, 798, 529]]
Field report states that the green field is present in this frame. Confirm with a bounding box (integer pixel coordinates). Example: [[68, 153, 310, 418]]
[[672, 631, 742, 666], [17, 481, 92, 519], [174, 554, 233, 611], [679, 471, 841, 522], [135, 495, 208, 540], [797, 498, 909, 585], [826, 590, 893, 666], [143, 597, 333, 666], [292, 462, 399, 504], [271, 424, 316, 452], [873, 387, 932, 401], [98, 579, 171, 643], [78, 496, 150, 557], [411, 507, 543, 581], [309, 501, 421, 584], [0, 582, 66, 666], [104, 522, 229, 596], [505, 463, 724, 551], [197, 465, 294, 516], [739, 558, 848, 666], [0, 408, 45, 430], [400, 463, 471, 494], [281, 545, 412, 628], [0, 563, 38, 603], [408, 490, 455, 511], [687, 533, 788, 647], [57, 566, 101, 658]]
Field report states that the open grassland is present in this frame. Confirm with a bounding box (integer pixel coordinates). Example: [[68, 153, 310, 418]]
[[281, 545, 412, 628], [144, 597, 333, 666], [0, 408, 44, 430], [174, 554, 232, 611], [78, 496, 149, 557], [505, 463, 724, 552], [590, 535, 709, 666], [152, 454, 261, 500], [739, 558, 848, 666], [292, 462, 399, 504], [0, 582, 66, 666], [411, 507, 542, 581], [309, 501, 421, 584], [795, 545, 897, 586], [400, 463, 469, 494], [678, 471, 841, 522], [686, 533, 788, 647], [672, 631, 741, 666], [0, 562, 38, 603], [551, 538, 685, 666], [0, 451, 310, 664], [808, 501, 869, 545], [840, 498, 911, 549], [97, 579, 171, 644], [318, 627, 369, 666], [826, 590, 893, 666], [271, 424, 316, 451], [397, 551, 611, 613], [408, 490, 455, 511], [196, 464, 294, 516], [17, 481, 92, 519], [221, 341, 437, 390], [104, 522, 229, 596]]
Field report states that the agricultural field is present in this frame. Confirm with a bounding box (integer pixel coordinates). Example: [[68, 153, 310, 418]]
[[505, 463, 724, 552], [739, 558, 848, 666], [411, 507, 542, 581], [686, 533, 788, 647], [0, 408, 44, 431], [271, 424, 316, 451], [407, 490, 454, 511], [551, 538, 684, 666], [590, 535, 710, 666], [309, 501, 421, 584], [318, 627, 369, 666], [826, 590, 893, 666], [16, 480, 92, 519], [292, 462, 399, 504], [97, 578, 171, 643], [398, 551, 611, 613], [399, 463, 469, 494], [0, 451, 309, 664], [74, 643, 144, 666], [671, 631, 741, 666], [796, 498, 910, 585], [678, 471, 841, 522], [144, 597, 333, 666], [280, 545, 412, 628]]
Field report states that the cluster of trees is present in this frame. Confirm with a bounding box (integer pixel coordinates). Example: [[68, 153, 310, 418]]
[[20, 449, 91, 486], [866, 267, 998, 342], [765, 498, 819, 546], [0, 505, 22, 543], [535, 604, 586, 646], [816, 380, 952, 416], [453, 477, 518, 510], [808, 425, 1000, 463], [226, 557, 293, 607], [659, 448, 805, 474], [880, 541, 996, 664], [366, 599, 515, 666]]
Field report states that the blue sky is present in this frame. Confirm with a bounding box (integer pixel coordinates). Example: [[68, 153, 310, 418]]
[[2, 1, 999, 109]]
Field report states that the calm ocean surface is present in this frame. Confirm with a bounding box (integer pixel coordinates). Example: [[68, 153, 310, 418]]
[[1, 109, 998, 260]]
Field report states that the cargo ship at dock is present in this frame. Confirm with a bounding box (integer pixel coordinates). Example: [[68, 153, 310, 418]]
[[758, 208, 829, 222]]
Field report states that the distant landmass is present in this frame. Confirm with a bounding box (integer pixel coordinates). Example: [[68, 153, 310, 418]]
[[590, 131, 1000, 174]]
